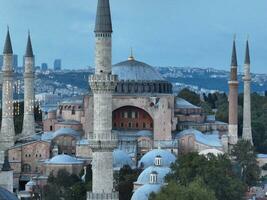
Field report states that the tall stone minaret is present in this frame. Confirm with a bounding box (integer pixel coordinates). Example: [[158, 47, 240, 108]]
[[228, 38, 239, 145], [242, 40, 253, 143], [21, 33, 35, 137], [0, 29, 15, 163], [87, 0, 118, 199]]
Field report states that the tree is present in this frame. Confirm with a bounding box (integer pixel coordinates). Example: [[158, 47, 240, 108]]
[[43, 169, 91, 200], [150, 179, 217, 200], [114, 165, 141, 200], [178, 88, 201, 106], [231, 140, 261, 187], [164, 153, 245, 200]]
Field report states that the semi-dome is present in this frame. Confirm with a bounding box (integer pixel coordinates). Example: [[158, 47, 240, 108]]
[[0, 187, 19, 200], [53, 128, 80, 139], [131, 184, 161, 200], [113, 149, 135, 170], [113, 59, 164, 81], [45, 154, 83, 165], [135, 166, 170, 185], [112, 58, 172, 94], [138, 149, 176, 169]]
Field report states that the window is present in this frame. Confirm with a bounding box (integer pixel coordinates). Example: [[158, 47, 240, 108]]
[[143, 123, 146, 128], [71, 109, 75, 115], [50, 126, 53, 131], [131, 111, 136, 119], [22, 164, 31, 173], [123, 112, 127, 119], [136, 123, 139, 128], [128, 122, 132, 128], [121, 123, 124, 128], [114, 122, 117, 127]]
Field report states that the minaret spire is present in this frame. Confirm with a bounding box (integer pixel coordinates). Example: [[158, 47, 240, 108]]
[[244, 39, 250, 65], [231, 36, 237, 67], [94, 0, 112, 33], [25, 31, 34, 57], [228, 37, 239, 147], [242, 39, 253, 144], [3, 27, 13, 54]]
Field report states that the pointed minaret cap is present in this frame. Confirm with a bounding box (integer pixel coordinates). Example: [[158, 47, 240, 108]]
[[94, 0, 112, 33], [231, 36, 238, 67], [245, 39, 250, 65], [3, 27, 13, 54], [25, 31, 34, 57]]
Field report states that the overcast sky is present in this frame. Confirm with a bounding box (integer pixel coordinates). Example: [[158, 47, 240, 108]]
[[0, 0, 266, 73]]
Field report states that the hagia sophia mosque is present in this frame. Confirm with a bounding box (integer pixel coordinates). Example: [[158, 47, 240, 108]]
[[0, 0, 259, 199]]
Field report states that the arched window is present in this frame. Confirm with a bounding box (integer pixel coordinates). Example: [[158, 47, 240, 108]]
[[22, 164, 31, 173]]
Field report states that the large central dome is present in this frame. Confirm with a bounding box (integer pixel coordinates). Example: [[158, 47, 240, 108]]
[[113, 59, 164, 81], [112, 57, 172, 95]]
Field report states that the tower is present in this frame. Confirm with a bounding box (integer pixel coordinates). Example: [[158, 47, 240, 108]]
[[228, 38, 239, 145], [21, 33, 36, 138], [242, 40, 253, 143], [87, 0, 119, 199], [0, 29, 15, 163]]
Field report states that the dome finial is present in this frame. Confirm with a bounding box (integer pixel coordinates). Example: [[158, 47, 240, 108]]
[[128, 47, 135, 61]]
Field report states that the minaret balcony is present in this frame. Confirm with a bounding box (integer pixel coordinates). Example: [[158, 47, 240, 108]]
[[89, 74, 118, 92]]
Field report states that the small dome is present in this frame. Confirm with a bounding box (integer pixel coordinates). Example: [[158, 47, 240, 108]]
[[131, 184, 162, 200], [135, 166, 170, 185], [113, 149, 135, 170], [53, 128, 80, 139], [136, 130, 153, 138], [0, 187, 18, 200], [113, 59, 164, 81], [26, 180, 36, 187], [45, 154, 83, 165], [138, 149, 176, 169]]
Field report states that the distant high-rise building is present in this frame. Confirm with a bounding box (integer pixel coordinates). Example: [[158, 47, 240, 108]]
[[12, 54, 18, 71], [0, 55, 3, 70], [53, 59, 61, 71], [41, 63, 48, 71]]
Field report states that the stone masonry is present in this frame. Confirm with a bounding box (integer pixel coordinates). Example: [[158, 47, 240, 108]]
[[242, 40, 253, 143], [21, 33, 36, 137]]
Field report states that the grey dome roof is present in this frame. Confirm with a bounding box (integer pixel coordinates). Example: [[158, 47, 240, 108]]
[[113, 149, 135, 170], [131, 184, 162, 200], [113, 59, 164, 81], [45, 154, 83, 165], [138, 149, 176, 169], [53, 128, 80, 139], [0, 187, 18, 200], [135, 166, 170, 185]]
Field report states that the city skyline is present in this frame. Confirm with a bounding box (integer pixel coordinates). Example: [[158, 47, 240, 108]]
[[0, 0, 266, 73]]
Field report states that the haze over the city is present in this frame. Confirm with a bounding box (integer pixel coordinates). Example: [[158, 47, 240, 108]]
[[0, 0, 266, 73]]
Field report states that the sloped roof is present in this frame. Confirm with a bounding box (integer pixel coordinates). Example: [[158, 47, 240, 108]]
[[175, 129, 222, 147], [175, 98, 200, 109]]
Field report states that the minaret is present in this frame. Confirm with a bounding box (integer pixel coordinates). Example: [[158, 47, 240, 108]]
[[21, 33, 36, 138], [87, 0, 118, 199], [242, 40, 253, 143], [0, 29, 15, 163], [228, 38, 239, 145]]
